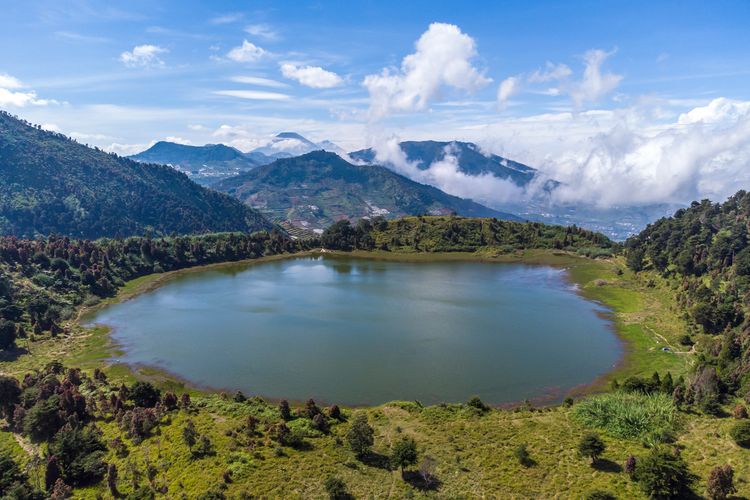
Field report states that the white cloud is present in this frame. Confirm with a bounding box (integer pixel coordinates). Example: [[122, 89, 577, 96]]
[[226, 40, 267, 63], [497, 76, 521, 108], [213, 89, 290, 100], [363, 22, 491, 120], [210, 13, 243, 25], [245, 24, 278, 41], [230, 75, 289, 88], [119, 44, 168, 68], [280, 63, 343, 88], [568, 49, 622, 107], [528, 62, 572, 83], [0, 73, 57, 107], [370, 137, 525, 206], [164, 136, 192, 145]]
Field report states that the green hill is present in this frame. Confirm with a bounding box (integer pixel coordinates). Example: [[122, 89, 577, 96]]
[[0, 112, 274, 238], [214, 150, 520, 230]]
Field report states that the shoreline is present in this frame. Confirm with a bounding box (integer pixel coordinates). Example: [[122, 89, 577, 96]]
[[70, 248, 677, 407]]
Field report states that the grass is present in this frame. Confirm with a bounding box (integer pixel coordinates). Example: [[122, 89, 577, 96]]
[[572, 392, 679, 440], [1, 248, 720, 498]]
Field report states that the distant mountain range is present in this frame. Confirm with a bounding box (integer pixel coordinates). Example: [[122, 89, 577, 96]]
[[130, 132, 344, 185], [129, 133, 681, 240], [0, 112, 273, 238], [214, 151, 518, 232], [350, 140, 540, 187]]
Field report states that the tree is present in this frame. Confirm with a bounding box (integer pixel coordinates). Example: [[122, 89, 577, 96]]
[[634, 447, 696, 499], [0, 375, 21, 419], [390, 437, 418, 476], [624, 455, 637, 477], [48, 425, 107, 486], [0, 450, 24, 492], [324, 476, 349, 500], [345, 413, 374, 458], [278, 400, 291, 421], [24, 395, 64, 442], [129, 381, 161, 408], [577, 432, 605, 465], [107, 463, 120, 498], [466, 395, 489, 412], [729, 420, 750, 447], [706, 465, 736, 500], [0, 319, 16, 350], [328, 404, 341, 420], [182, 420, 198, 448]]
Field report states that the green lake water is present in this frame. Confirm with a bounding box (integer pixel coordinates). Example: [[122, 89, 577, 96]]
[[86, 256, 621, 405]]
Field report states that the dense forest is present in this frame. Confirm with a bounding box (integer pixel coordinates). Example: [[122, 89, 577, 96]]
[[0, 112, 273, 239], [625, 190, 750, 404], [0, 231, 312, 350], [321, 215, 614, 255]]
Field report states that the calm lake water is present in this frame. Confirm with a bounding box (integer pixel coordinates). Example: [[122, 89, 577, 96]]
[[86, 256, 621, 405]]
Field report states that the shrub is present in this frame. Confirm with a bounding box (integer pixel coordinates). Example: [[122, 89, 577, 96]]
[[324, 476, 349, 499], [572, 392, 679, 440], [129, 381, 161, 408], [514, 444, 533, 467], [390, 437, 418, 475], [585, 491, 615, 500], [729, 420, 750, 447], [466, 396, 489, 412], [48, 425, 107, 486], [706, 465, 736, 500], [577, 432, 605, 465], [731, 404, 748, 419], [634, 446, 696, 499], [278, 400, 291, 421], [346, 413, 374, 458]]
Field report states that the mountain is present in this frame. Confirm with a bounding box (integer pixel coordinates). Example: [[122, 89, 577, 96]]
[[214, 150, 519, 232], [0, 111, 274, 238], [350, 140, 539, 186], [130, 141, 266, 185], [131, 133, 346, 185], [350, 140, 679, 240]]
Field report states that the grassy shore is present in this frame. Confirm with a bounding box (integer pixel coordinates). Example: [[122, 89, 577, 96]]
[[3, 248, 732, 499]]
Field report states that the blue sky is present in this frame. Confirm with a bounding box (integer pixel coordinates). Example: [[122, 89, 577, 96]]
[[2, 0, 750, 206]]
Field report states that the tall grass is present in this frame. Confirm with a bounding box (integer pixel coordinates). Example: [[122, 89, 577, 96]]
[[572, 392, 679, 440]]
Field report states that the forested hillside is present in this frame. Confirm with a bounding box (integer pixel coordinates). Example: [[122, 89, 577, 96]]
[[214, 151, 517, 230], [0, 112, 273, 238], [321, 215, 614, 254], [625, 190, 750, 402], [0, 231, 309, 349]]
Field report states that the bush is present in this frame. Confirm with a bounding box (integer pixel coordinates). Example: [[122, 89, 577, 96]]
[[572, 392, 679, 440], [707, 465, 736, 500], [346, 413, 374, 458], [585, 491, 615, 500], [729, 420, 750, 447], [634, 447, 696, 499], [48, 425, 107, 486], [577, 432, 605, 465], [129, 381, 161, 408], [466, 396, 489, 412], [514, 444, 533, 467], [324, 476, 349, 499], [390, 437, 418, 475]]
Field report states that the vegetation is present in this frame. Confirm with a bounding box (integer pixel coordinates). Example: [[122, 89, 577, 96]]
[[572, 392, 679, 440], [321, 215, 614, 253], [0, 111, 273, 238], [632, 446, 697, 499], [577, 432, 606, 465], [214, 150, 517, 230]]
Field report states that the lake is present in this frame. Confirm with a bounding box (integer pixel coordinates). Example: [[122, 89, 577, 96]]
[[86, 256, 621, 406]]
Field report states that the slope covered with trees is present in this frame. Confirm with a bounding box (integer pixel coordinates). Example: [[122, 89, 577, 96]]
[[0, 112, 274, 238], [321, 215, 614, 254], [214, 151, 518, 231], [625, 190, 750, 403]]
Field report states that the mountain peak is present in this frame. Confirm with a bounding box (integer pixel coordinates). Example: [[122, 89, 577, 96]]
[[275, 132, 310, 141]]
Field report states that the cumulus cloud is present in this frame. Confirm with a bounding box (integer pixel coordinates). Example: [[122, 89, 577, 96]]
[[370, 136, 526, 206], [119, 45, 167, 68], [280, 63, 343, 88], [497, 76, 521, 108], [0, 73, 57, 107], [542, 98, 750, 206], [363, 22, 491, 119], [226, 40, 267, 63]]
